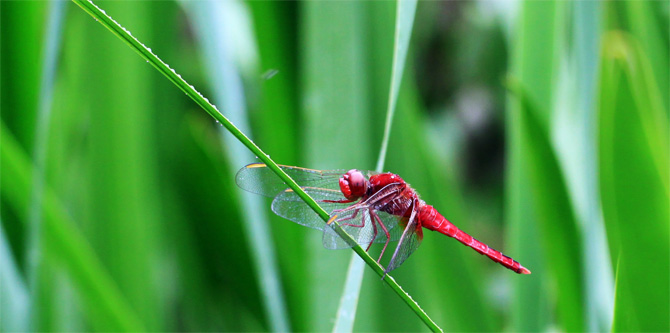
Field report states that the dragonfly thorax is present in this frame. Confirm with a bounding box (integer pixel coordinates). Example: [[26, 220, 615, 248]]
[[339, 169, 369, 200], [369, 173, 406, 189]]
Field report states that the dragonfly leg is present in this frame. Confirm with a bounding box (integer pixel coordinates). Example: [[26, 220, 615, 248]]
[[370, 209, 390, 262], [366, 211, 378, 252], [322, 198, 355, 204], [337, 209, 363, 228], [337, 209, 375, 251], [330, 199, 368, 215]]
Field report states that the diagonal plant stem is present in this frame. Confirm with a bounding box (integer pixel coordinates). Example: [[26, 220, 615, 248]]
[[180, 1, 290, 331], [71, 0, 440, 331]]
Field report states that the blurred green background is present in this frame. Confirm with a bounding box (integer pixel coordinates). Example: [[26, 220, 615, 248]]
[[1, 0, 668, 331]]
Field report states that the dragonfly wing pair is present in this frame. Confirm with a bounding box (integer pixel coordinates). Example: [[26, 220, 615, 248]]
[[271, 187, 350, 230], [236, 163, 345, 196], [236, 164, 403, 248], [384, 201, 423, 273], [323, 208, 404, 250], [236, 163, 420, 272]]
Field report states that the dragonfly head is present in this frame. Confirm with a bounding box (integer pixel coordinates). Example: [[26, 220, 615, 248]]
[[340, 169, 368, 200]]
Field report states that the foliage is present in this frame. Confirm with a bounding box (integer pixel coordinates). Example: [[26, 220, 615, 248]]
[[1, 0, 667, 331]]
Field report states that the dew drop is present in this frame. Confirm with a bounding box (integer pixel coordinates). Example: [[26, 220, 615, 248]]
[[262, 69, 279, 80]]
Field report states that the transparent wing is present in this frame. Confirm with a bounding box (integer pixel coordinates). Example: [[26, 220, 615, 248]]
[[322, 181, 407, 250], [322, 207, 405, 250], [384, 203, 423, 273], [323, 206, 376, 250], [271, 187, 352, 230], [236, 163, 347, 197]]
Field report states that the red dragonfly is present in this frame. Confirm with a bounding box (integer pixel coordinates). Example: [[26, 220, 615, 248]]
[[236, 163, 531, 275]]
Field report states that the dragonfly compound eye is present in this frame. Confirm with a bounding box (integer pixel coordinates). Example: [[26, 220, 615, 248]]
[[340, 169, 368, 200]]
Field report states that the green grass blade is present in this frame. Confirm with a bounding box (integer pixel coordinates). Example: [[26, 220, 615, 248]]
[[335, 1, 419, 331], [180, 1, 290, 330], [506, 1, 566, 330], [624, 1, 669, 112], [67, 1, 164, 328], [386, 81, 495, 332], [508, 81, 586, 331], [0, 0, 42, 150], [598, 32, 669, 332], [332, 254, 366, 333], [0, 123, 145, 331], [71, 1, 441, 331], [0, 223, 29, 332], [245, 1, 305, 329], [566, 2, 614, 331], [70, 0, 319, 223], [375, 0, 418, 172], [27, 1, 66, 329]]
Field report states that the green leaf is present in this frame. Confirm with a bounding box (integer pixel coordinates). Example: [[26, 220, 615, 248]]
[[376, 0, 418, 172], [570, 2, 614, 331], [0, 223, 29, 332], [71, 1, 442, 331], [624, 1, 669, 112], [0, 0, 43, 150], [509, 81, 586, 331], [28, 1, 69, 330], [506, 1, 567, 330], [386, 80, 495, 332], [180, 1, 291, 331], [300, 1, 373, 330], [598, 32, 669, 332], [334, 0, 421, 332], [0, 122, 145, 331]]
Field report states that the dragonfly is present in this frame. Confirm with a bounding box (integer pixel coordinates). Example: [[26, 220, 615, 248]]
[[236, 163, 531, 275]]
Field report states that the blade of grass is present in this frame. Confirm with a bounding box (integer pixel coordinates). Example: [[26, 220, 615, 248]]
[[71, 1, 441, 331], [342, 0, 418, 329], [0, 1, 42, 150], [558, 2, 614, 331], [332, 254, 366, 333], [575, 2, 616, 331], [180, 1, 290, 330], [375, 0, 417, 172], [1, 122, 145, 331], [334, 1, 418, 332], [28, 1, 66, 329], [0, 223, 29, 332], [624, 1, 669, 112], [598, 32, 669, 332], [386, 79, 495, 332], [245, 1, 306, 329], [508, 80, 586, 331], [506, 1, 565, 330], [301, 2, 371, 329], [74, 1, 164, 328]]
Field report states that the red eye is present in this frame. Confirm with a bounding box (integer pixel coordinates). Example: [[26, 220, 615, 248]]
[[339, 169, 368, 200]]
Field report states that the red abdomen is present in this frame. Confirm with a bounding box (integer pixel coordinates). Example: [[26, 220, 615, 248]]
[[419, 205, 530, 274]]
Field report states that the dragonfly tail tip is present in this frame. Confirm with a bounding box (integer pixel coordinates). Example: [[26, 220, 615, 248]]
[[519, 266, 531, 274]]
